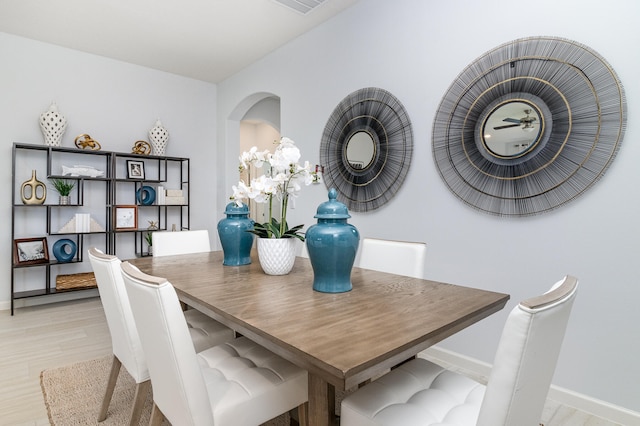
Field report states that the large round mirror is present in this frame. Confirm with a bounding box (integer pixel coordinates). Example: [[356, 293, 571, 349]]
[[481, 101, 542, 158], [320, 87, 413, 212], [432, 37, 626, 217], [345, 131, 376, 170]]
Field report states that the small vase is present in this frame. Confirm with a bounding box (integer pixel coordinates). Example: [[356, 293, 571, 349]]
[[149, 119, 169, 156], [21, 170, 47, 205], [257, 238, 297, 275], [39, 102, 67, 147], [59, 195, 70, 205], [217, 202, 254, 266], [306, 188, 359, 293]]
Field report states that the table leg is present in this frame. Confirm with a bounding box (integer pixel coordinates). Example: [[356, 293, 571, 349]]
[[308, 374, 337, 426]]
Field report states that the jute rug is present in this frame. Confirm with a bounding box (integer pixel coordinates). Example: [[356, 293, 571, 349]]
[[40, 355, 289, 425]]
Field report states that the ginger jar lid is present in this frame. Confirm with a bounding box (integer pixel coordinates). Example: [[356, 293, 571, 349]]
[[225, 201, 249, 215], [314, 188, 351, 220]]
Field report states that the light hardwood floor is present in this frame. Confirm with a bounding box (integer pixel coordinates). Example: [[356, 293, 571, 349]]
[[0, 297, 621, 426]]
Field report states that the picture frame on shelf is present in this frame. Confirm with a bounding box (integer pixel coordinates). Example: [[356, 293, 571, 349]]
[[114, 205, 138, 230], [126, 160, 145, 179], [14, 237, 49, 265]]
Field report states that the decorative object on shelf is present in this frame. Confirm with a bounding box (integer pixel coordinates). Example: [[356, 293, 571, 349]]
[[306, 188, 359, 293], [39, 102, 67, 147], [136, 185, 156, 205], [114, 205, 138, 230], [217, 202, 254, 266], [62, 165, 104, 177], [58, 215, 105, 233], [20, 170, 46, 205], [74, 134, 101, 150], [147, 220, 158, 230], [131, 140, 151, 155], [13, 237, 49, 265], [126, 160, 145, 179], [256, 237, 297, 275], [231, 137, 318, 275], [52, 239, 77, 263], [50, 178, 75, 205], [149, 119, 169, 156], [320, 87, 413, 212], [56, 272, 97, 291], [432, 36, 627, 216], [145, 232, 153, 255]]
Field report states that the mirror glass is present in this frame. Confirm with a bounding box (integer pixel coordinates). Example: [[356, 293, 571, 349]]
[[481, 101, 542, 157], [345, 131, 375, 170]]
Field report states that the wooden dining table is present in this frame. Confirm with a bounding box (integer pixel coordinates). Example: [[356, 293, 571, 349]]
[[128, 251, 509, 426]]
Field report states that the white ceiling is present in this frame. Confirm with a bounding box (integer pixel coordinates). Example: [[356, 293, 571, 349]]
[[0, 0, 359, 83]]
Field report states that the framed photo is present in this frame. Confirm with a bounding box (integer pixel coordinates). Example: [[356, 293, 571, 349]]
[[114, 205, 138, 230], [14, 237, 49, 265], [126, 160, 145, 179]]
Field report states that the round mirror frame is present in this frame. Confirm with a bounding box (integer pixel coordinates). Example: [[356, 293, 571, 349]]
[[432, 36, 627, 216], [320, 87, 413, 212]]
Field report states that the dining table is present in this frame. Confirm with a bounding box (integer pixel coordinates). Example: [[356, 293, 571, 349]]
[[128, 250, 510, 426]]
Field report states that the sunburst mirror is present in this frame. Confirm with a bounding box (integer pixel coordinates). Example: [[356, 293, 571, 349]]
[[432, 36, 626, 216], [320, 87, 413, 212]]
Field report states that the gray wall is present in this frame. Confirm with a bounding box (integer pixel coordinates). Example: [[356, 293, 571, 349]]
[[216, 0, 640, 413], [0, 32, 218, 302]]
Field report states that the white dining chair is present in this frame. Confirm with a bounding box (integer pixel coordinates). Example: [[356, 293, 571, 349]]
[[88, 247, 235, 425], [152, 229, 211, 257], [356, 237, 427, 279], [120, 261, 309, 426], [341, 275, 579, 426]]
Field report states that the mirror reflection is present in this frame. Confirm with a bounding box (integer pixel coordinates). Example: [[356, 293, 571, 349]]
[[346, 131, 375, 170], [481, 101, 542, 157]]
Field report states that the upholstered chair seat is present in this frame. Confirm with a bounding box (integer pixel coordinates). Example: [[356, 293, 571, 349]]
[[341, 276, 578, 426], [88, 247, 235, 425], [120, 261, 308, 426]]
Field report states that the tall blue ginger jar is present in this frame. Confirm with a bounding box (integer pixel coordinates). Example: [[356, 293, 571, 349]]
[[217, 202, 254, 266], [306, 188, 359, 293]]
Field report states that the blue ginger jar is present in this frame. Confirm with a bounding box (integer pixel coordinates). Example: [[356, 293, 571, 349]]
[[217, 202, 254, 266], [306, 188, 359, 293]]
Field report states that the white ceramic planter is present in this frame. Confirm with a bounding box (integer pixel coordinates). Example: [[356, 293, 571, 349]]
[[256, 238, 297, 275]]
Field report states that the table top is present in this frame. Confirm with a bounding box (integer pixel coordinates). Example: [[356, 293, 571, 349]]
[[128, 251, 509, 391]]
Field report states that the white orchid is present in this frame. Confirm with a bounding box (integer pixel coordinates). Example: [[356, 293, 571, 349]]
[[231, 137, 318, 239]]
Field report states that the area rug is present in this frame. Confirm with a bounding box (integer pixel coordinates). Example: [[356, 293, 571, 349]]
[[40, 355, 289, 425]]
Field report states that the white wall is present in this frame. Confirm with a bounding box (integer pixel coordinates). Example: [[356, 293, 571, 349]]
[[216, 0, 640, 413], [0, 32, 217, 308]]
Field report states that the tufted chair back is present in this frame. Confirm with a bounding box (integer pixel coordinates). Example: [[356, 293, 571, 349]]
[[477, 275, 578, 425], [121, 261, 214, 425], [152, 229, 210, 257], [356, 238, 426, 279]]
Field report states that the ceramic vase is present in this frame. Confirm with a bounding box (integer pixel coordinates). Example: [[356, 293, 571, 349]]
[[39, 102, 67, 147], [149, 119, 169, 156], [52, 239, 77, 263], [306, 188, 359, 293], [257, 237, 297, 275], [217, 202, 254, 266], [20, 170, 47, 205]]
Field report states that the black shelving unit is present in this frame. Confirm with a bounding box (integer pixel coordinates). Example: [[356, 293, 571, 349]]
[[11, 143, 190, 314]]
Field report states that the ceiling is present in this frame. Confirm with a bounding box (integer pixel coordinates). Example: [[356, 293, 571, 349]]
[[0, 0, 359, 83]]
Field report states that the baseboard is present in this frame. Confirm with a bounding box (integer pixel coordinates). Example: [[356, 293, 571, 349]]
[[419, 346, 640, 425], [0, 289, 99, 312]]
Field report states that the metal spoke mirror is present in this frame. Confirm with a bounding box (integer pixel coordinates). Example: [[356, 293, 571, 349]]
[[433, 36, 626, 216], [320, 87, 413, 212]]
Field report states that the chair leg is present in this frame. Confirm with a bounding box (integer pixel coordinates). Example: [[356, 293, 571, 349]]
[[129, 380, 151, 426], [149, 403, 165, 426], [98, 355, 121, 422]]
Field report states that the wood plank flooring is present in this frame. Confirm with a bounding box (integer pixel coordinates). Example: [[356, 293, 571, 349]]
[[0, 298, 621, 425]]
